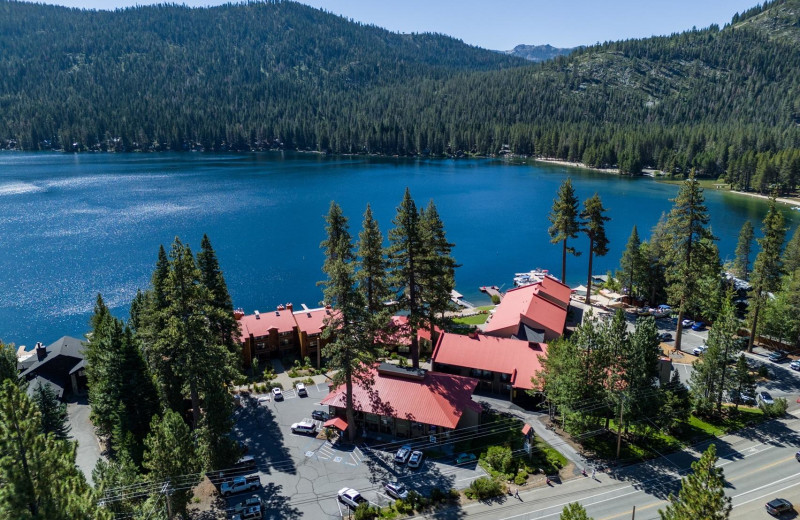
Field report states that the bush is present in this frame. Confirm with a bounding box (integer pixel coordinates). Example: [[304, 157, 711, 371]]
[[393, 499, 413, 514], [491, 294, 500, 304], [287, 368, 300, 378], [390, 352, 399, 360], [354, 502, 378, 520], [514, 468, 528, 485], [465, 477, 504, 500], [485, 445, 514, 474], [303, 377, 315, 385], [757, 365, 770, 379], [398, 357, 408, 367], [761, 397, 788, 417]]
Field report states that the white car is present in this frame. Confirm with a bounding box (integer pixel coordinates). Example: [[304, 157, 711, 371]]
[[394, 445, 412, 464], [693, 345, 708, 356], [408, 450, 424, 468], [384, 482, 408, 500], [296, 383, 307, 397], [758, 391, 775, 406], [682, 319, 694, 328], [337, 487, 367, 509], [271, 387, 283, 400]]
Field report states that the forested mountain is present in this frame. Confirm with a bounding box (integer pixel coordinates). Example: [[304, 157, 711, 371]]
[[503, 44, 577, 62], [1, 0, 800, 192]]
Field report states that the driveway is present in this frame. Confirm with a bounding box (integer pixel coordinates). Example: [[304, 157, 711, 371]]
[[66, 395, 102, 484]]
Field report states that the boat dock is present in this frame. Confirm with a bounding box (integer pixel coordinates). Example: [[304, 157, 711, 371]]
[[479, 285, 503, 302], [451, 290, 475, 309]]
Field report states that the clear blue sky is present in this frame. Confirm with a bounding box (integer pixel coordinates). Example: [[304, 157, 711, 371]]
[[33, 0, 760, 49]]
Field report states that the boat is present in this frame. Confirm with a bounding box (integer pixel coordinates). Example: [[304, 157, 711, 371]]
[[513, 268, 560, 287]]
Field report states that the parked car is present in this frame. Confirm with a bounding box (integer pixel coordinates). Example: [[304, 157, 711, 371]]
[[765, 498, 793, 516], [728, 389, 756, 405], [296, 383, 308, 397], [408, 450, 424, 469], [758, 391, 775, 406], [384, 482, 408, 500], [693, 345, 708, 356], [394, 445, 412, 464], [291, 420, 317, 435], [691, 321, 706, 331], [790, 360, 800, 371], [206, 456, 256, 485], [769, 351, 789, 363], [681, 319, 694, 328], [337, 488, 367, 509], [311, 410, 330, 422], [658, 332, 673, 342], [271, 387, 283, 400], [221, 475, 261, 497], [795, 451, 800, 462], [456, 452, 477, 464], [232, 495, 262, 514], [232, 505, 262, 520], [636, 307, 651, 316]]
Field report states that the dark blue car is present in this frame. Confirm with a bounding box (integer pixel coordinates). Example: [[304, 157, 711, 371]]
[[691, 321, 705, 331]]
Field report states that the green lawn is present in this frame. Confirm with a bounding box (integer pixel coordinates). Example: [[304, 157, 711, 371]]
[[453, 313, 490, 325]]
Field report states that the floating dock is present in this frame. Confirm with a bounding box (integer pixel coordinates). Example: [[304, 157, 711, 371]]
[[479, 285, 503, 302]]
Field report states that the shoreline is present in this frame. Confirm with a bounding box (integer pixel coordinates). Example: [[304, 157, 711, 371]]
[[533, 157, 800, 209]]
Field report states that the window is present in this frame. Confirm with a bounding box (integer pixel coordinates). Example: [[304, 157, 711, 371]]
[[500, 373, 511, 382]]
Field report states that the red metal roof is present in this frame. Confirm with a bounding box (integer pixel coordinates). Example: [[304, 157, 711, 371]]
[[323, 417, 348, 431], [293, 306, 334, 336], [521, 423, 532, 435], [379, 315, 438, 347], [432, 333, 548, 391], [320, 365, 481, 429], [484, 283, 567, 337], [237, 307, 297, 341]]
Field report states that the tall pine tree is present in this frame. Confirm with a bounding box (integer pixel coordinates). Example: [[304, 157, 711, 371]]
[[748, 196, 786, 351], [420, 199, 457, 345], [548, 178, 581, 283], [618, 225, 642, 300], [580, 193, 610, 305], [732, 220, 754, 279], [659, 444, 731, 520]]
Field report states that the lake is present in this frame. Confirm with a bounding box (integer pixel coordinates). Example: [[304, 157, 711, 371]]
[[1, 152, 797, 348]]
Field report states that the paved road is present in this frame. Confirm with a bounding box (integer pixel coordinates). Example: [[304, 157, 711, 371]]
[[66, 395, 102, 484], [409, 414, 800, 519]]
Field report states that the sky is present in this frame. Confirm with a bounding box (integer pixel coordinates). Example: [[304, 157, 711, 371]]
[[28, 0, 760, 49]]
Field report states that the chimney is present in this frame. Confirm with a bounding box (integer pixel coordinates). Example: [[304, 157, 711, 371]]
[[35, 341, 46, 360], [286, 303, 293, 310], [469, 328, 479, 339], [234, 309, 245, 320], [254, 310, 260, 320]]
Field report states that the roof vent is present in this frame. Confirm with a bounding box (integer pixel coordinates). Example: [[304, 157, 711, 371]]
[[254, 310, 260, 319]]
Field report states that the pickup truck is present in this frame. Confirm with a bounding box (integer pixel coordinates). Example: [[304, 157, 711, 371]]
[[221, 475, 261, 497]]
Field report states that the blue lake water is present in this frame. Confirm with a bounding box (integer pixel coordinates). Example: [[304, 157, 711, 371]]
[[1, 152, 797, 347]]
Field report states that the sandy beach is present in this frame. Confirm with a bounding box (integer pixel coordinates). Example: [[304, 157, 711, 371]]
[[533, 157, 620, 175]]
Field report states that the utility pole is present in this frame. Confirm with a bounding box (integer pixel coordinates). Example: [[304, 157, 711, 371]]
[[162, 481, 173, 519], [631, 505, 636, 519]]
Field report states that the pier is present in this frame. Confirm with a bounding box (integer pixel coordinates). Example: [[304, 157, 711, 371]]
[[450, 290, 475, 309], [479, 285, 503, 302]]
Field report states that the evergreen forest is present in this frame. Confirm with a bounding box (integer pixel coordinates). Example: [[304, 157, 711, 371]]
[[1, 0, 800, 190]]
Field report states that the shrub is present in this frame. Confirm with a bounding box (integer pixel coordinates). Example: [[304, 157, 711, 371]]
[[354, 502, 378, 520], [390, 353, 399, 360], [287, 368, 300, 378], [393, 499, 413, 514], [465, 477, 504, 500], [303, 377, 315, 385], [430, 487, 445, 503], [398, 357, 408, 367], [485, 446, 514, 474], [514, 468, 528, 486], [491, 294, 500, 305], [303, 356, 313, 369], [757, 365, 770, 379], [761, 397, 788, 417]]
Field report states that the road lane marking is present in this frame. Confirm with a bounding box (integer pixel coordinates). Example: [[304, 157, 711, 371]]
[[733, 475, 800, 508], [727, 455, 797, 482], [731, 470, 800, 499], [497, 489, 645, 520]]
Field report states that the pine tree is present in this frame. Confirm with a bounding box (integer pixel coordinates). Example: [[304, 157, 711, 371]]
[[419, 199, 458, 345], [748, 195, 786, 351], [696, 294, 738, 415], [143, 410, 201, 517], [320, 202, 374, 441], [356, 204, 390, 315], [730, 354, 756, 410], [548, 178, 581, 283], [663, 173, 718, 352], [732, 221, 754, 279], [618, 225, 642, 299], [197, 234, 238, 350], [622, 316, 661, 424], [782, 226, 800, 275], [31, 383, 70, 441], [561, 502, 594, 520], [580, 193, 610, 305], [0, 380, 110, 520], [0, 341, 17, 384], [659, 444, 731, 520], [388, 189, 426, 368]]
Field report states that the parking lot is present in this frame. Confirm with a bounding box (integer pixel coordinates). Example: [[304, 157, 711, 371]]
[[228, 382, 487, 518]]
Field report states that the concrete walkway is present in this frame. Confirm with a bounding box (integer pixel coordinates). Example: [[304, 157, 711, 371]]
[[66, 395, 103, 484]]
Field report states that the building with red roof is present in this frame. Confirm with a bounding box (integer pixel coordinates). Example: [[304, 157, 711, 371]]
[[293, 304, 334, 368], [236, 304, 299, 365], [432, 332, 547, 401], [380, 315, 440, 354], [483, 276, 570, 342], [320, 363, 481, 437]]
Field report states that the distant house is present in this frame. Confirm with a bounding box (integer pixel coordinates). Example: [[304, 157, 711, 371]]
[[380, 315, 440, 354], [293, 304, 334, 368], [484, 276, 570, 341], [432, 332, 547, 401], [321, 362, 481, 438], [18, 336, 87, 399], [236, 304, 300, 366]]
